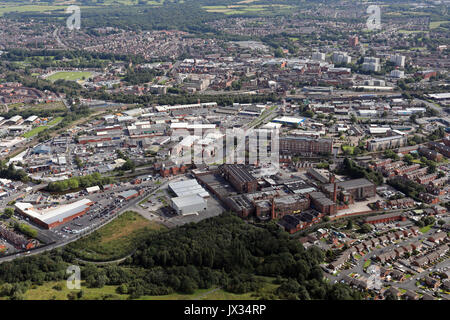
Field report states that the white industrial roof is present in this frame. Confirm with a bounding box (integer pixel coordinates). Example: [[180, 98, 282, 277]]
[[15, 198, 93, 225], [428, 93, 450, 99], [369, 127, 390, 134], [170, 123, 216, 130], [169, 179, 209, 198], [86, 186, 100, 193], [272, 116, 305, 124], [25, 115, 38, 122], [172, 194, 206, 208]]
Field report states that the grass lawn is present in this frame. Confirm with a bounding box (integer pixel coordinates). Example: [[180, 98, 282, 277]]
[[0, 4, 63, 16], [420, 225, 432, 234], [22, 117, 64, 138], [23, 277, 278, 300], [363, 259, 372, 269], [22, 125, 49, 138], [430, 21, 448, 29], [46, 71, 92, 82], [47, 116, 64, 126], [67, 211, 165, 261], [341, 145, 355, 155], [398, 30, 425, 34]]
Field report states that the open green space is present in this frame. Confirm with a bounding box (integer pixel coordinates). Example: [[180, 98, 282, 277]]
[[22, 117, 63, 138], [22, 125, 48, 138], [430, 21, 448, 29], [202, 4, 292, 15], [419, 225, 432, 234], [341, 145, 355, 155], [67, 211, 165, 262], [23, 276, 278, 300], [0, 4, 63, 16], [46, 71, 93, 82]]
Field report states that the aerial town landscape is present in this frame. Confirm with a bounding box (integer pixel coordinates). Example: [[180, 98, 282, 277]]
[[0, 0, 448, 306]]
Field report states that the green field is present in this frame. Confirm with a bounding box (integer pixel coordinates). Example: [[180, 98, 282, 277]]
[[430, 21, 448, 29], [203, 4, 292, 15], [22, 117, 63, 138], [23, 276, 278, 300], [0, 4, 64, 16], [22, 125, 49, 138], [341, 145, 355, 155], [420, 225, 432, 234], [67, 211, 165, 261], [46, 71, 93, 82], [398, 29, 426, 34]]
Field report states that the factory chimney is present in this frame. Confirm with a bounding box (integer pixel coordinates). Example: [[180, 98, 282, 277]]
[[271, 197, 276, 220]]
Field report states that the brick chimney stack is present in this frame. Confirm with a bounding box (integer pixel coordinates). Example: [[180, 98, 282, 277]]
[[333, 182, 337, 203], [271, 198, 276, 220]]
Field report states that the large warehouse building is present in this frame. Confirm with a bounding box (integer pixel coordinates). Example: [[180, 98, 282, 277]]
[[171, 194, 207, 215], [168, 179, 209, 198], [168, 179, 210, 215], [15, 198, 94, 229]]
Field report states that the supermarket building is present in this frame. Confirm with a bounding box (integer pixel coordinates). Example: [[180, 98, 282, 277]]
[[14, 198, 94, 229]]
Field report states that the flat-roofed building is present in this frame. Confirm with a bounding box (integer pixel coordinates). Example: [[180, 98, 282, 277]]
[[168, 179, 209, 198], [309, 191, 336, 215], [15, 199, 94, 229], [367, 135, 407, 151], [222, 164, 258, 193], [280, 136, 333, 156], [323, 178, 376, 201], [171, 194, 207, 215]]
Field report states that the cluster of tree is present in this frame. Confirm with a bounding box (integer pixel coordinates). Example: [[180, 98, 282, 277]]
[[3, 72, 84, 98], [415, 216, 435, 228], [427, 127, 446, 142], [2, 208, 14, 219], [47, 172, 114, 192], [123, 68, 163, 85], [74, 157, 83, 169], [358, 223, 373, 234], [0, 250, 68, 287], [3, 49, 145, 66], [0, 104, 67, 120], [408, 134, 426, 146], [384, 149, 400, 161], [118, 213, 360, 299], [0, 162, 29, 183], [13, 222, 38, 238], [5, 3, 221, 35], [119, 159, 136, 173], [0, 212, 361, 300], [0, 281, 30, 300], [387, 177, 426, 201], [339, 158, 383, 186]]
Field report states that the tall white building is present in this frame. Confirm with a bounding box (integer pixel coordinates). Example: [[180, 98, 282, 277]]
[[362, 57, 381, 72], [390, 54, 405, 67], [332, 52, 351, 65], [390, 70, 405, 78], [312, 52, 326, 61]]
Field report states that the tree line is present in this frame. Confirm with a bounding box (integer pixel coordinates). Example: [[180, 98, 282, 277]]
[[0, 212, 360, 300]]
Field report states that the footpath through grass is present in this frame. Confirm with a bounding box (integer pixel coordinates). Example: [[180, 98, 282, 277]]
[[67, 211, 165, 262]]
